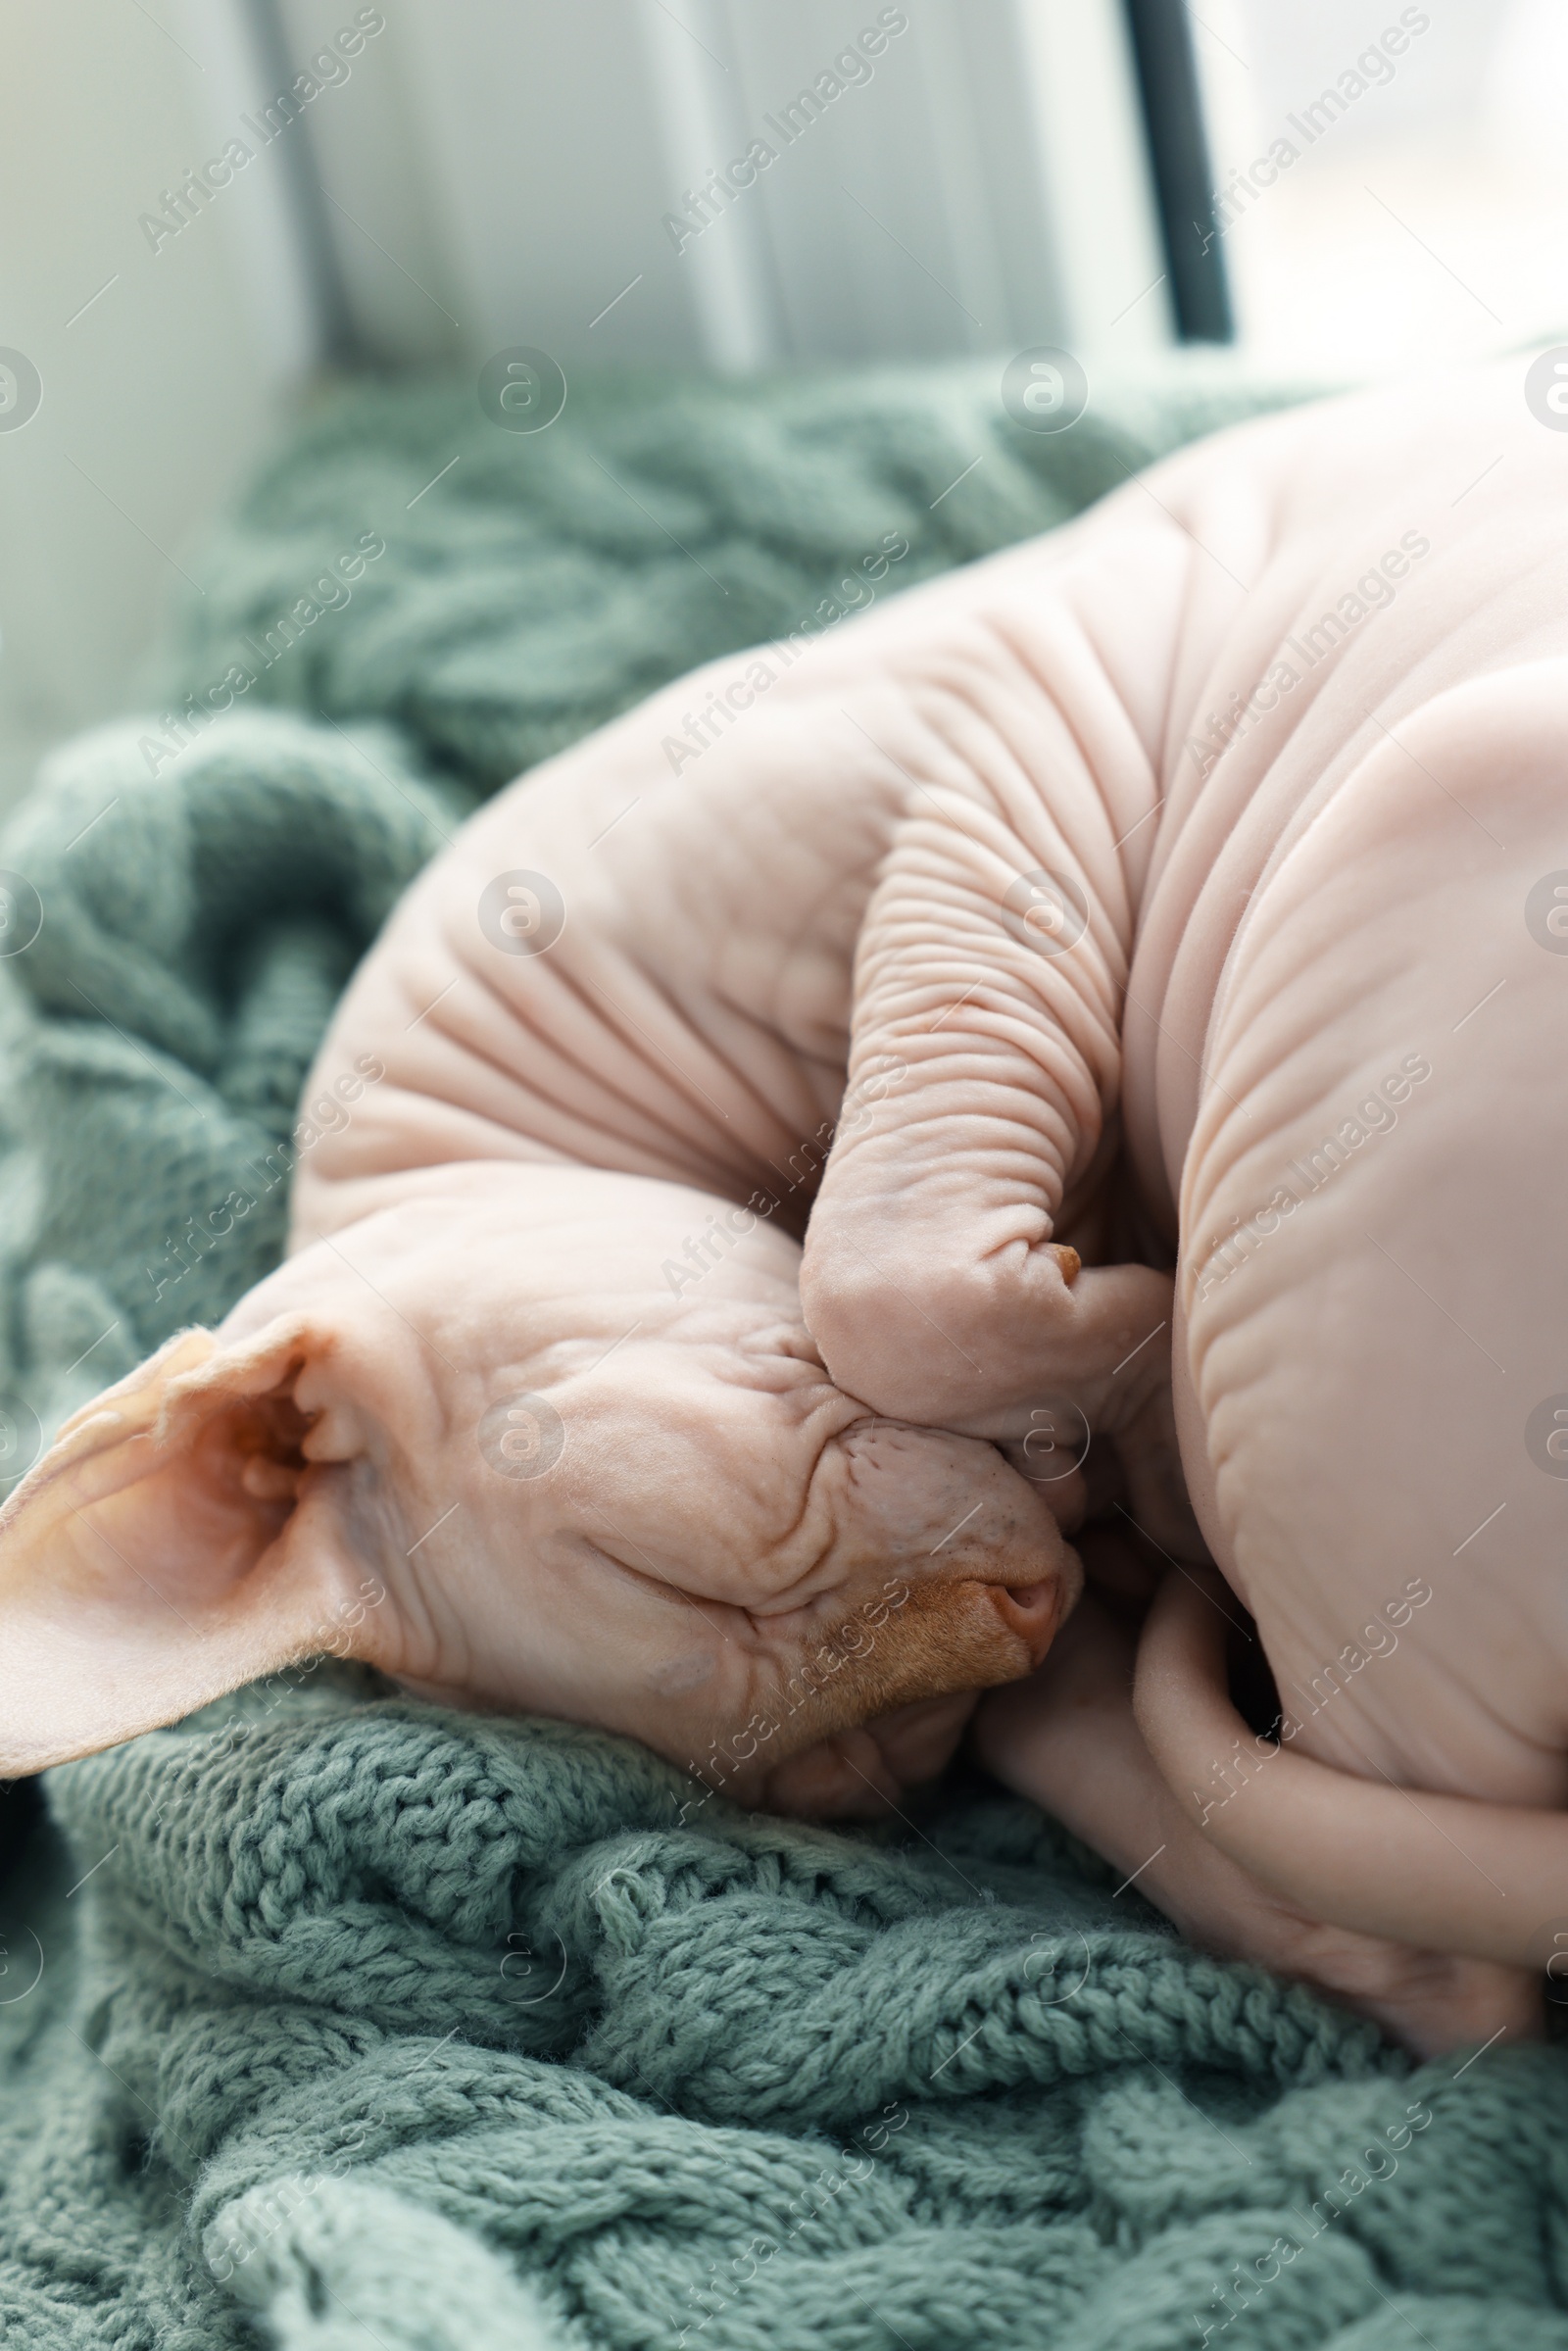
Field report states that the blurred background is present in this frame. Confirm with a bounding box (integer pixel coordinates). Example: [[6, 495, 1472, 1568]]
[[1, 0, 1563, 820]]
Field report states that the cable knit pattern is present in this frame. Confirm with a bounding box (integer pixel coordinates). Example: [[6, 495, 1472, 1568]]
[[3, 356, 1560, 2351]]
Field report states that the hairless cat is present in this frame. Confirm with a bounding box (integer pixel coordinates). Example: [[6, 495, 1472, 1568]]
[[5, 355, 1565, 2052]]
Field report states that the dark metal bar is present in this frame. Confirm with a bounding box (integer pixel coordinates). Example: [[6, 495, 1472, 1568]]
[[1121, 0, 1234, 343], [0, 1778, 40, 1895]]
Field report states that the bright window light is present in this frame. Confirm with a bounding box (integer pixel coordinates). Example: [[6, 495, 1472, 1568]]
[[1192, 0, 1568, 366]]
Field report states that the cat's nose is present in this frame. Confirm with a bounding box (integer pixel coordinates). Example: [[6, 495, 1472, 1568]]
[[826, 1417, 1081, 1680], [984, 1576, 1065, 1667]]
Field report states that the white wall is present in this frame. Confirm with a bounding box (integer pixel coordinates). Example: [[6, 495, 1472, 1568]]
[[0, 0, 322, 812], [0, 0, 1172, 818], [314, 0, 1171, 370]]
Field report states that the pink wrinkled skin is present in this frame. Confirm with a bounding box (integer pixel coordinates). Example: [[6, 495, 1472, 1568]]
[[264, 351, 1568, 2046], [6, 356, 1566, 2050]]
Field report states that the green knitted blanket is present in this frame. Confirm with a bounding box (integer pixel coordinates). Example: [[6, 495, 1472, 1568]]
[[3, 356, 1565, 2351]]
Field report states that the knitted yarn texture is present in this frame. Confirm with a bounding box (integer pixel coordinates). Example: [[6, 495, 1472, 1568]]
[[2, 355, 1562, 2351]]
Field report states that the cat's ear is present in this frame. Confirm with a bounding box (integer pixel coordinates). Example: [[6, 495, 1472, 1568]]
[[0, 1320, 389, 1776]]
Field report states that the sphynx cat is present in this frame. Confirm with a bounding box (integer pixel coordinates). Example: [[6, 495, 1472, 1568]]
[[6, 356, 1567, 2052]]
